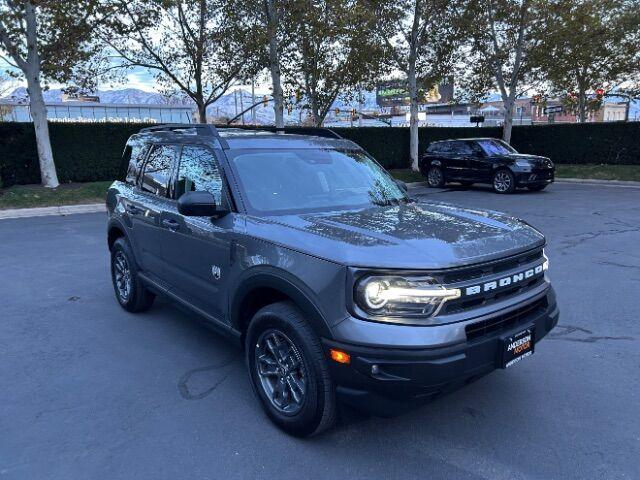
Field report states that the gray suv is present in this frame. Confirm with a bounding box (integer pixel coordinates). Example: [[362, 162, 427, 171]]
[[107, 124, 559, 437]]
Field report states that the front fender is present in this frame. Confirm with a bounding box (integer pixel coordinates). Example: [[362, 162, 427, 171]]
[[229, 265, 334, 339]]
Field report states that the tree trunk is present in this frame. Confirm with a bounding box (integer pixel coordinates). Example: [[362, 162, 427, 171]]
[[197, 101, 207, 123], [24, 3, 58, 188], [408, 61, 419, 172], [502, 96, 515, 144], [266, 0, 284, 129], [577, 87, 587, 123], [26, 75, 58, 188]]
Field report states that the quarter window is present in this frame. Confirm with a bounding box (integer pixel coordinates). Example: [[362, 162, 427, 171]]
[[140, 144, 177, 196], [175, 145, 223, 205], [124, 140, 150, 185]]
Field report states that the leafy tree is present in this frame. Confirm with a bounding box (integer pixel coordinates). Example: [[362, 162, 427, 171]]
[[460, 0, 546, 143], [101, 0, 263, 123], [372, 0, 467, 171], [0, 0, 102, 187], [283, 0, 384, 127], [537, 0, 640, 122]]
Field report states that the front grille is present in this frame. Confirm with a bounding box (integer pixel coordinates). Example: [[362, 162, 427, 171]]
[[441, 249, 543, 284], [439, 248, 545, 314], [465, 298, 548, 342]]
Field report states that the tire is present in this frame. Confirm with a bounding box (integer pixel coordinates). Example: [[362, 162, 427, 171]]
[[527, 184, 547, 192], [245, 301, 336, 437], [110, 237, 155, 313], [492, 169, 516, 194], [427, 166, 446, 188]]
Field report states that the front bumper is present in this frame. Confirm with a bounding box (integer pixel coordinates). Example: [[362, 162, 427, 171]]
[[323, 287, 559, 415], [513, 167, 555, 186]]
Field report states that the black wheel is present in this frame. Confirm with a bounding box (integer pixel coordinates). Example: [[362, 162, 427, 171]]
[[492, 169, 516, 194], [527, 184, 547, 192], [427, 166, 446, 188], [246, 301, 336, 437], [110, 237, 155, 312]]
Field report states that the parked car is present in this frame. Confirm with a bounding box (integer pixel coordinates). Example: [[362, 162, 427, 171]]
[[421, 138, 555, 193], [107, 124, 558, 437]]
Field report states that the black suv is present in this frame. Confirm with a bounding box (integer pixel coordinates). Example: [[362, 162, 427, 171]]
[[107, 124, 559, 436], [421, 138, 555, 193]]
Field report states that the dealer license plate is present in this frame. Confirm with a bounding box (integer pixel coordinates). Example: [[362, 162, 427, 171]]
[[502, 326, 534, 368]]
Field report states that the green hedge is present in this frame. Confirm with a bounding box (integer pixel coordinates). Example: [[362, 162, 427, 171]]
[[334, 123, 640, 169], [1, 121, 639, 186], [0, 122, 154, 187]]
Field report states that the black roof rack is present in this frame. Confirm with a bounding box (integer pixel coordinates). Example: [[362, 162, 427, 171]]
[[215, 125, 343, 140], [139, 123, 229, 148]]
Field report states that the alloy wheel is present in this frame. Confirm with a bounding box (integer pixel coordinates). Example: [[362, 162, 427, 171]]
[[494, 171, 513, 193], [254, 329, 307, 415], [113, 251, 132, 301], [428, 167, 443, 187]]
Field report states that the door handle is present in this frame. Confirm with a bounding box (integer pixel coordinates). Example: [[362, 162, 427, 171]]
[[161, 219, 180, 231]]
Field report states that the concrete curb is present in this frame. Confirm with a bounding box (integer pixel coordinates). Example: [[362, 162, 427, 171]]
[[406, 181, 428, 188], [0, 203, 106, 220], [555, 178, 640, 187]]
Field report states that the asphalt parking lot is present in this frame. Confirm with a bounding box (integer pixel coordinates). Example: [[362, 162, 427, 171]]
[[1, 181, 639, 480]]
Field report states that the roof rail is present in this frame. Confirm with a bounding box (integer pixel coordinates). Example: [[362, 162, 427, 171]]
[[139, 123, 229, 148], [216, 125, 343, 140], [273, 127, 343, 139]]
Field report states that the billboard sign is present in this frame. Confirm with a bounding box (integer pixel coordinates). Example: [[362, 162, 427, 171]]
[[376, 78, 454, 108]]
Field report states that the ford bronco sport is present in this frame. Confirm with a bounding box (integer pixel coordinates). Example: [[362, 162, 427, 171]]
[[107, 124, 559, 437]]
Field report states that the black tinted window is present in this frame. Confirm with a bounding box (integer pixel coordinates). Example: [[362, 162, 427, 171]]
[[438, 142, 452, 153], [124, 139, 150, 184], [427, 143, 440, 153], [175, 145, 223, 205], [451, 141, 473, 155], [140, 144, 177, 196]]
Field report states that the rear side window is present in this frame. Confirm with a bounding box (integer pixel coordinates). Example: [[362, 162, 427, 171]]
[[451, 141, 473, 155], [426, 143, 441, 153], [120, 136, 150, 183], [174, 145, 224, 205], [140, 144, 178, 197], [124, 142, 150, 184], [437, 142, 452, 153]]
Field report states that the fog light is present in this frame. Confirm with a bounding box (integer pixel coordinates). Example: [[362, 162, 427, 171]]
[[371, 364, 380, 375], [330, 349, 350, 364]]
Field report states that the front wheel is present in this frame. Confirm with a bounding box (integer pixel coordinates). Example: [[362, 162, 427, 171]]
[[427, 166, 446, 188], [246, 302, 336, 437], [493, 169, 516, 194]]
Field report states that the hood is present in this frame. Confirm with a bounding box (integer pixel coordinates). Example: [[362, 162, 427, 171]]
[[245, 201, 545, 269]]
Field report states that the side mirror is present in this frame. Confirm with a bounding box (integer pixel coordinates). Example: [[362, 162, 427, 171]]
[[177, 191, 227, 217], [395, 179, 408, 193]]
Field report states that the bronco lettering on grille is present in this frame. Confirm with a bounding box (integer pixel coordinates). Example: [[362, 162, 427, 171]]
[[464, 264, 544, 297]]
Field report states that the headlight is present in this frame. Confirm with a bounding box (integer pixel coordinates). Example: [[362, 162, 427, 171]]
[[515, 160, 533, 167], [355, 275, 461, 318]]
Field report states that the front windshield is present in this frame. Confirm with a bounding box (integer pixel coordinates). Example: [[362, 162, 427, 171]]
[[228, 149, 408, 214], [477, 139, 517, 156]]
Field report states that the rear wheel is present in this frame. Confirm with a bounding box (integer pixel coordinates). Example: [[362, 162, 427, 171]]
[[493, 169, 516, 194], [427, 166, 446, 188], [246, 301, 336, 437], [110, 238, 155, 312], [527, 184, 548, 192]]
